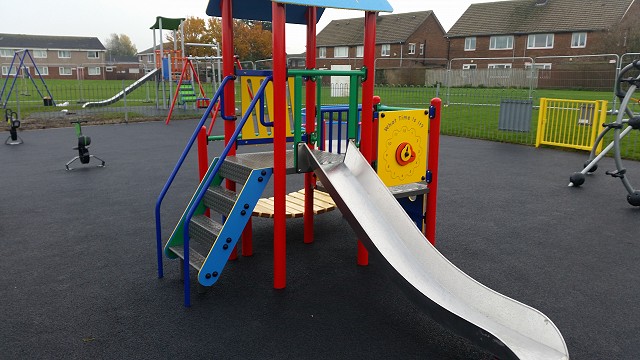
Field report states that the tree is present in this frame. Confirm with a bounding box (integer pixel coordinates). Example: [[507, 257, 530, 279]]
[[105, 33, 138, 58], [598, 4, 640, 53], [170, 17, 272, 62]]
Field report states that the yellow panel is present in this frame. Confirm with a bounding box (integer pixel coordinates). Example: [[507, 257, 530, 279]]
[[240, 76, 295, 140], [377, 110, 429, 187]]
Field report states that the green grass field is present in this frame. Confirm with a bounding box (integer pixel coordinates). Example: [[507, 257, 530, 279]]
[[3, 78, 638, 160]]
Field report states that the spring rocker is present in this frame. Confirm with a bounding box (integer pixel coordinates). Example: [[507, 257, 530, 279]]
[[5, 109, 23, 145], [569, 60, 640, 206], [65, 121, 106, 171], [153, 1, 569, 359]]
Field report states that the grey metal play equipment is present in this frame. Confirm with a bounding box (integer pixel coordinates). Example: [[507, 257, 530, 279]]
[[569, 60, 640, 206]]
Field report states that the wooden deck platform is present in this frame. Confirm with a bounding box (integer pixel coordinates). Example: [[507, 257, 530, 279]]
[[253, 189, 337, 218]]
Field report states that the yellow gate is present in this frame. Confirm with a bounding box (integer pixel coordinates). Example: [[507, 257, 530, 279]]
[[536, 98, 608, 152]]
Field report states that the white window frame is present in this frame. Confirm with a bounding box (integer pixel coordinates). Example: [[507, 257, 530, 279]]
[[58, 50, 71, 58], [462, 64, 477, 70], [33, 50, 47, 58], [88, 67, 101, 76], [571, 32, 587, 48], [489, 35, 514, 50], [419, 43, 425, 55], [488, 63, 512, 69], [87, 51, 100, 59], [2, 66, 17, 76], [334, 46, 348, 58], [464, 37, 476, 51], [527, 33, 554, 49], [408, 43, 416, 55], [147, 54, 154, 62], [524, 62, 552, 70], [356, 45, 364, 58], [381, 44, 391, 57], [59, 67, 73, 76], [36, 66, 49, 76], [129, 68, 140, 74], [106, 67, 114, 72], [318, 47, 326, 58], [1, 49, 15, 57]]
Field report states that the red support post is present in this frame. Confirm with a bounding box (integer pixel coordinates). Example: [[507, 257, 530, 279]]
[[425, 98, 441, 245], [221, 0, 236, 187], [272, 2, 287, 289], [197, 125, 211, 218], [303, 7, 317, 245], [356, 11, 378, 266]]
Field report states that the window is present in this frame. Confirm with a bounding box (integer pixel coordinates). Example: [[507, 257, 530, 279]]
[[408, 43, 416, 55], [527, 33, 554, 49], [334, 46, 348, 58], [381, 44, 391, 57], [571, 32, 587, 48], [419, 44, 425, 55], [464, 37, 476, 51], [87, 51, 100, 59], [462, 64, 477, 70], [1, 49, 15, 57], [59, 67, 72, 75], [488, 64, 512, 69], [356, 45, 364, 58], [106, 67, 114, 72], [58, 50, 71, 58], [129, 68, 140, 74], [147, 54, 154, 62], [489, 35, 513, 50], [33, 50, 47, 58], [524, 62, 552, 70], [36, 66, 48, 76], [88, 67, 101, 75], [2, 66, 17, 76], [318, 47, 326, 58]]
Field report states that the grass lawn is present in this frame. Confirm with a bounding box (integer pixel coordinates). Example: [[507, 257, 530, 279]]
[[3, 78, 639, 160]]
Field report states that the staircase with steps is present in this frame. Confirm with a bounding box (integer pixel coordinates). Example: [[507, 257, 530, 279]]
[[178, 82, 197, 105], [164, 155, 273, 287]]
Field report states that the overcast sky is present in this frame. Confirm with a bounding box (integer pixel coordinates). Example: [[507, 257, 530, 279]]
[[3, 0, 499, 54]]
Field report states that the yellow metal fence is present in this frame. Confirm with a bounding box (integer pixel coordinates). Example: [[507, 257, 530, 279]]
[[536, 98, 608, 152]]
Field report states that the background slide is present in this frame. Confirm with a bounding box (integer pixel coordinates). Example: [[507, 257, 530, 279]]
[[300, 142, 569, 360], [82, 68, 159, 108]]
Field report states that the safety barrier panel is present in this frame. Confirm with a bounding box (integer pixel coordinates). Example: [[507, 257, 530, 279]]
[[536, 98, 608, 152]]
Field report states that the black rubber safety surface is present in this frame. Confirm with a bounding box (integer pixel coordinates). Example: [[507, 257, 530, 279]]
[[1, 119, 638, 359]]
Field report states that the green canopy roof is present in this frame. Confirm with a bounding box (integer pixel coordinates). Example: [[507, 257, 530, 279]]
[[150, 17, 185, 30]]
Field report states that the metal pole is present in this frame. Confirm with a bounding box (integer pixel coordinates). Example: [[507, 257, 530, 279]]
[[272, 1, 287, 290], [122, 80, 128, 123], [303, 7, 317, 246]]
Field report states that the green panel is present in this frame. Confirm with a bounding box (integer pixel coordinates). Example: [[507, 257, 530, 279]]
[[164, 158, 223, 258]]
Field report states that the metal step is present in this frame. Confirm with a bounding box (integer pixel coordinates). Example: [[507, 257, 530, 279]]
[[189, 214, 223, 248], [203, 185, 239, 216], [219, 158, 258, 184], [168, 246, 206, 271]]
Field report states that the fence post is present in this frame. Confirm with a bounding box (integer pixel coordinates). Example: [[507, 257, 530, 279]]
[[122, 80, 128, 124], [535, 98, 546, 147]]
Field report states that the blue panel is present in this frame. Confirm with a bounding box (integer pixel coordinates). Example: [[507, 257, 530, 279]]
[[206, 0, 325, 25], [277, 0, 393, 12]]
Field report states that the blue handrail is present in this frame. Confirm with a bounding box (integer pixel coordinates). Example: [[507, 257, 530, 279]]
[[154, 75, 235, 279], [181, 75, 273, 307]]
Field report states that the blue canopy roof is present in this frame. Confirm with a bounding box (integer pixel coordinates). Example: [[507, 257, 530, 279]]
[[206, 0, 393, 25]]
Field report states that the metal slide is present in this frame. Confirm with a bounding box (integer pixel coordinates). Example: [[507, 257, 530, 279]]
[[299, 142, 569, 360], [82, 68, 159, 108]]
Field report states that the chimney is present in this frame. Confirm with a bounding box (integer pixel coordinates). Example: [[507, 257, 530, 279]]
[[535, 0, 548, 5]]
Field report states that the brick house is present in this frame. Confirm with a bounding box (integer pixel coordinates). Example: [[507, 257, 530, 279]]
[[445, 0, 639, 71], [0, 33, 106, 80], [316, 11, 448, 71], [105, 55, 144, 80]]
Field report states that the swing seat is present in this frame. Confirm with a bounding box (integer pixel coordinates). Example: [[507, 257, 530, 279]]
[[196, 98, 210, 109]]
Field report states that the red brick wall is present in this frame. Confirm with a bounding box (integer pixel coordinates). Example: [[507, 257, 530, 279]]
[[448, 30, 610, 69]]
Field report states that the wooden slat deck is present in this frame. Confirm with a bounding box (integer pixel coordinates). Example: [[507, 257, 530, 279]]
[[253, 189, 337, 218]]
